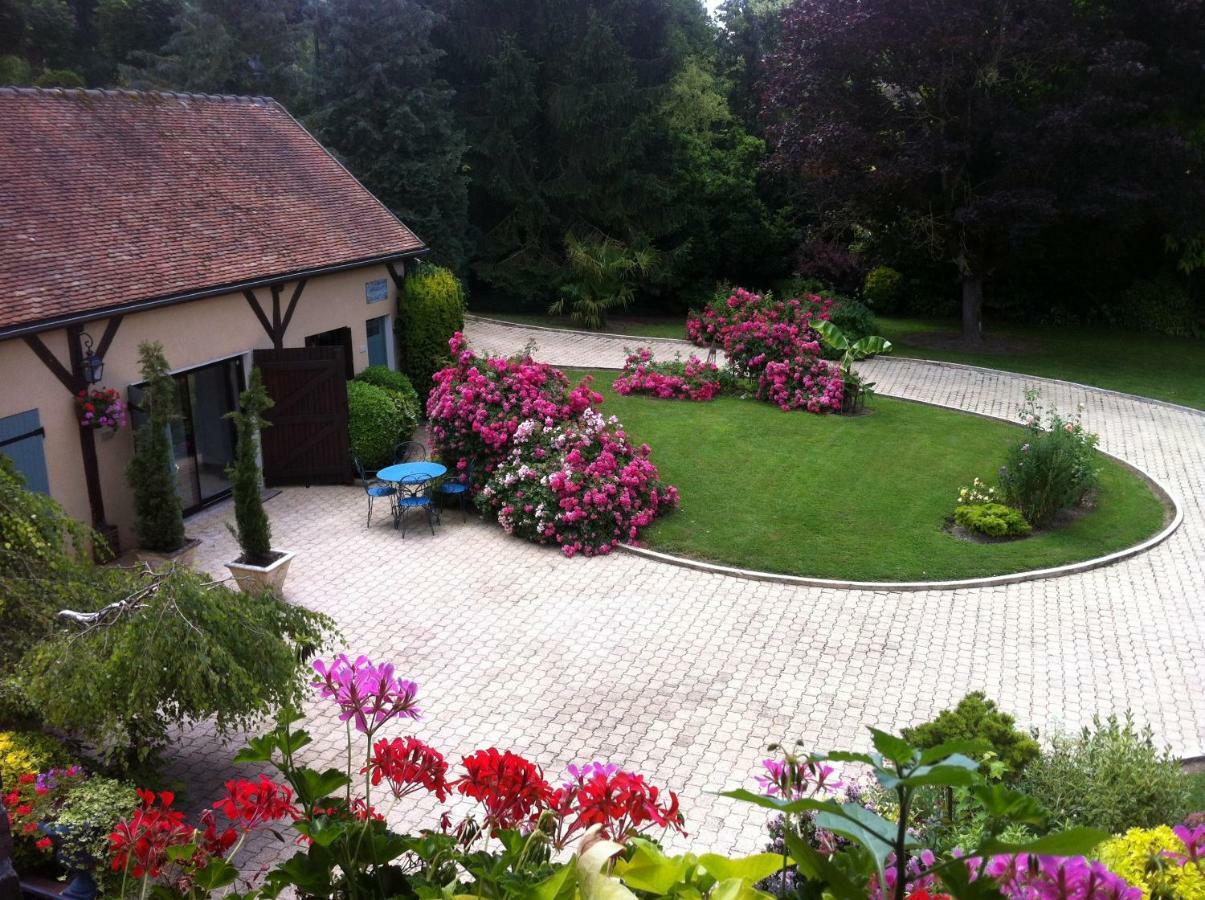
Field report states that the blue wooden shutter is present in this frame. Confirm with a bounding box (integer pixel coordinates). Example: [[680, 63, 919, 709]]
[[0, 409, 50, 494]]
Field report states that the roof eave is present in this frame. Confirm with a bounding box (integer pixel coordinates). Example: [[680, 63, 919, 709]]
[[0, 247, 429, 342]]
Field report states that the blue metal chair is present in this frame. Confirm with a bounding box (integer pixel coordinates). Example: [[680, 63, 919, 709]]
[[354, 457, 396, 528], [395, 471, 436, 537], [437, 457, 476, 522], [393, 440, 427, 464]]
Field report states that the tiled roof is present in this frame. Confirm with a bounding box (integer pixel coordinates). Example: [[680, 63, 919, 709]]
[[0, 87, 426, 334]]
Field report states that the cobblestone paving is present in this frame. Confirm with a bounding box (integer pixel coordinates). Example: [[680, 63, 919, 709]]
[[166, 317, 1204, 873]]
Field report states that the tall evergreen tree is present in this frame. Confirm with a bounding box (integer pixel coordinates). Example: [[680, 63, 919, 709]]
[[130, 0, 311, 108], [310, 0, 469, 270]]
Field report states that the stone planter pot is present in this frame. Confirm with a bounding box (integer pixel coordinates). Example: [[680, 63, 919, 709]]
[[39, 823, 98, 900], [132, 537, 201, 569], [226, 550, 295, 594]]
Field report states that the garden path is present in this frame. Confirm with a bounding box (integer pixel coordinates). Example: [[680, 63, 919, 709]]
[[168, 316, 1204, 874]]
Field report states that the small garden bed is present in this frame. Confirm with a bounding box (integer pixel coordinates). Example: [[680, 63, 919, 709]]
[[574, 369, 1169, 581]]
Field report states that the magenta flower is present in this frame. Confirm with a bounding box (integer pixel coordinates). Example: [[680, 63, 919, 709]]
[[1165, 823, 1205, 866], [756, 756, 842, 799], [311, 654, 421, 734], [973, 854, 1139, 899]]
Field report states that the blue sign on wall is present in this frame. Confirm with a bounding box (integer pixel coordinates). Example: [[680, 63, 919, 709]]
[[365, 278, 389, 304]]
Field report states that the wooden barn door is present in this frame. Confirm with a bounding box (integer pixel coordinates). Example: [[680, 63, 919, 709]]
[[253, 347, 351, 486]]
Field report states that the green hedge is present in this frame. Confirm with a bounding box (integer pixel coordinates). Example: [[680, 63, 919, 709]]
[[354, 366, 419, 447], [398, 264, 466, 406], [954, 503, 1031, 538], [348, 381, 405, 471]]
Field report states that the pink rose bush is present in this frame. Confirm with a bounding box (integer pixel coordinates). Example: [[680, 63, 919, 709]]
[[612, 347, 726, 401], [427, 333, 602, 486], [686, 287, 845, 413], [477, 408, 678, 556]]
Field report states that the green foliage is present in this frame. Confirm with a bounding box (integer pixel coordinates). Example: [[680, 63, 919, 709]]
[[1000, 391, 1100, 526], [863, 265, 904, 312], [126, 341, 185, 553], [0, 730, 73, 790], [0, 455, 97, 675], [19, 565, 334, 769], [902, 693, 1041, 779], [1021, 713, 1191, 834], [54, 776, 139, 862], [550, 232, 661, 330], [0, 54, 33, 84], [954, 503, 1032, 538], [398, 263, 465, 401], [347, 381, 403, 472], [1098, 826, 1205, 899], [813, 318, 892, 411], [1122, 272, 1200, 338], [94, 0, 181, 70], [309, 0, 469, 268], [225, 367, 274, 564], [32, 67, 83, 86], [355, 366, 420, 443]]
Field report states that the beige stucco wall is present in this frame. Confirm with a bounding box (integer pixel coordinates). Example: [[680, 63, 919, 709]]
[[0, 262, 402, 549]]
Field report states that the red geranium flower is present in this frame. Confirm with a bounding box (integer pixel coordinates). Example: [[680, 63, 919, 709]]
[[365, 737, 450, 801], [213, 776, 298, 831], [35, 837, 53, 852], [550, 763, 686, 848], [109, 790, 193, 879], [455, 749, 552, 833], [17, 774, 35, 785]]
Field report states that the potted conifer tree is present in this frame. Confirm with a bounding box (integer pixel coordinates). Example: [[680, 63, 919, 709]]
[[126, 342, 198, 566], [223, 368, 293, 593]]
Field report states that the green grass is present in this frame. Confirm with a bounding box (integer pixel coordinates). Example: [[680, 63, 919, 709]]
[[876, 318, 1205, 411], [474, 309, 1205, 410], [573, 369, 1168, 581], [469, 310, 688, 340]]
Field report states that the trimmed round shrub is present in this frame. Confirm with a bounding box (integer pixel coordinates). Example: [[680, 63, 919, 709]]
[[954, 503, 1031, 538], [347, 380, 404, 471], [355, 366, 419, 443], [902, 693, 1041, 779], [1020, 713, 1191, 833], [863, 265, 904, 312], [399, 264, 466, 403]]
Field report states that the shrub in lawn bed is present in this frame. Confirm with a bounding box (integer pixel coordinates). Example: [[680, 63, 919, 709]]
[[756, 354, 844, 413], [1000, 390, 1100, 526], [612, 348, 726, 401], [478, 409, 678, 556], [954, 503, 1031, 538], [427, 333, 601, 487]]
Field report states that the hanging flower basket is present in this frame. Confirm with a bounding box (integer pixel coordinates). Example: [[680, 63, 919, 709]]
[[75, 387, 128, 431]]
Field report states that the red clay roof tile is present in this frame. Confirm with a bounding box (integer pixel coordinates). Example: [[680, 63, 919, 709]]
[[0, 87, 426, 333]]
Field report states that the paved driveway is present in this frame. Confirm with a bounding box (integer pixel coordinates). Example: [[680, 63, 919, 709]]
[[168, 318, 1205, 872]]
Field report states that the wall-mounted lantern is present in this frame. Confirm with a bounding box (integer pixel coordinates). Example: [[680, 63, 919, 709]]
[[79, 331, 104, 385]]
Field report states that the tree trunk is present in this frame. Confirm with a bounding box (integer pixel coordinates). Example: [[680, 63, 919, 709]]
[[961, 275, 984, 347]]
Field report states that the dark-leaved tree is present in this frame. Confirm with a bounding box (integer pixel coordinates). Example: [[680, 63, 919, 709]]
[[309, 0, 469, 270], [762, 0, 1195, 343]]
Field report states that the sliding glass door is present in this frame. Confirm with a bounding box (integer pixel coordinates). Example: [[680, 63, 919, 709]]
[[130, 356, 244, 514]]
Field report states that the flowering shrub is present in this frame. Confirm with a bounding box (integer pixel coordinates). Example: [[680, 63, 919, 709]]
[[613, 348, 726, 401], [75, 386, 127, 430], [1000, 391, 1100, 526], [4, 767, 83, 858], [427, 333, 601, 488], [756, 353, 845, 412], [1097, 825, 1205, 898], [477, 409, 679, 556], [686, 287, 847, 414], [957, 478, 1000, 506]]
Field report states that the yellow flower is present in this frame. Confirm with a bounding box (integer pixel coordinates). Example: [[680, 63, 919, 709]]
[[1098, 827, 1205, 899]]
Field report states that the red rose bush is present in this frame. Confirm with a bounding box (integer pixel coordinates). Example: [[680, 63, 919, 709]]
[[612, 347, 725, 401], [426, 333, 601, 487], [477, 408, 678, 556], [686, 287, 845, 413]]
